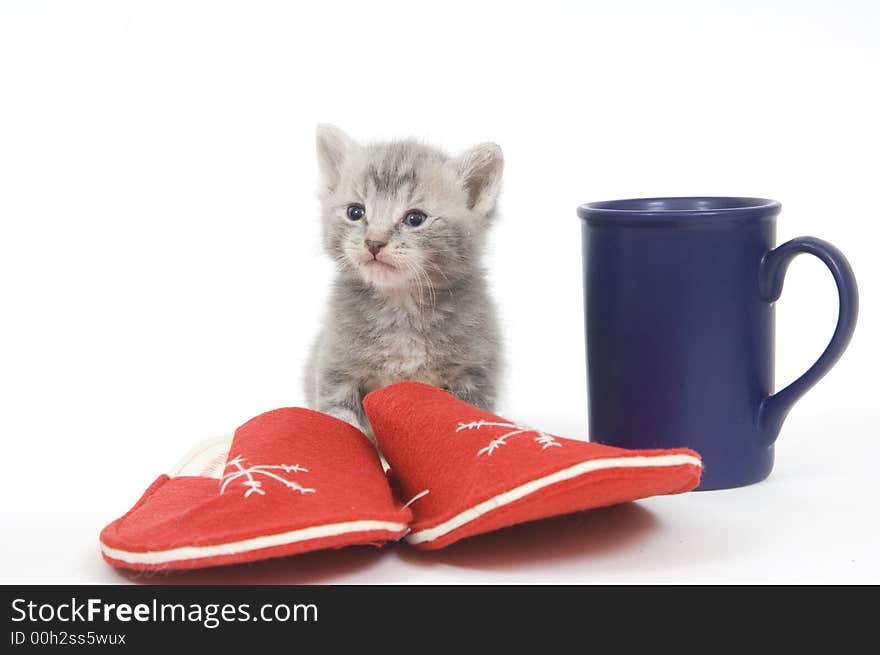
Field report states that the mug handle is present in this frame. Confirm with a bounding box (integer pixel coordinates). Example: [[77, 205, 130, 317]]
[[757, 237, 859, 445]]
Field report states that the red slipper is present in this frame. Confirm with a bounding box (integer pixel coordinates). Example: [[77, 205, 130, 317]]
[[100, 408, 411, 570], [363, 382, 702, 550]]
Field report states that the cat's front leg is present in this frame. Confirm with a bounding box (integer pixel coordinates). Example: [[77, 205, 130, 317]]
[[314, 372, 373, 437], [445, 368, 498, 413]]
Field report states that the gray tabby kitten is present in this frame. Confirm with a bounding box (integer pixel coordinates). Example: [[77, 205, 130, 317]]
[[304, 125, 504, 436]]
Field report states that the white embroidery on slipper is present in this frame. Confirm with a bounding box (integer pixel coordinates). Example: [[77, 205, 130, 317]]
[[220, 455, 316, 498], [402, 489, 430, 508], [455, 420, 563, 456]]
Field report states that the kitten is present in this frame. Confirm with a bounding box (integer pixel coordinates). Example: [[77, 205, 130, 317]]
[[303, 124, 504, 436]]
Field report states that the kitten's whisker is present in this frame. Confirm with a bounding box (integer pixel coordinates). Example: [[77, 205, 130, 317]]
[[424, 260, 454, 298], [411, 260, 436, 310], [402, 260, 426, 309], [423, 264, 437, 309], [424, 259, 452, 285]]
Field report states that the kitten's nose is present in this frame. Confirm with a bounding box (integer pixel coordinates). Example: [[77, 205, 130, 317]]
[[365, 240, 387, 257]]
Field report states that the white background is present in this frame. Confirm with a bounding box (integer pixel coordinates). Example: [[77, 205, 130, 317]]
[[1, 0, 877, 584]]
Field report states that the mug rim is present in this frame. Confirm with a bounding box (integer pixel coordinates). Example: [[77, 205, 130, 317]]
[[578, 196, 781, 224]]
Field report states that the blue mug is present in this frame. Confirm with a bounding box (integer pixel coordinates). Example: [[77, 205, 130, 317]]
[[577, 197, 858, 490]]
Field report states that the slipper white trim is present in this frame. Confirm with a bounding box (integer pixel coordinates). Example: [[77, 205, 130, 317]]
[[101, 519, 409, 566], [406, 453, 702, 545]]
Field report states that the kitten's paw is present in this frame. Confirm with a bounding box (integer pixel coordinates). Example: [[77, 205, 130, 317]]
[[330, 408, 379, 447], [446, 385, 495, 413]]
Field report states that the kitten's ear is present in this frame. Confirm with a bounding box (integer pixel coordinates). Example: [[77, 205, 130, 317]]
[[316, 124, 359, 193], [452, 142, 504, 214]]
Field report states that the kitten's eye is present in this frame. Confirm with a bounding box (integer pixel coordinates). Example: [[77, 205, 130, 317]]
[[346, 204, 366, 221], [403, 210, 427, 228]]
